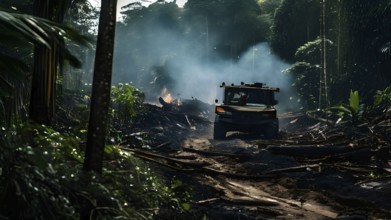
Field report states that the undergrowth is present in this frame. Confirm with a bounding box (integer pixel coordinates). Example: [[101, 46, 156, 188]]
[[0, 83, 190, 219]]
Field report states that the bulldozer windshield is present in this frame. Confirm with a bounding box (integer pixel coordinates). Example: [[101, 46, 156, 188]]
[[224, 88, 276, 106]]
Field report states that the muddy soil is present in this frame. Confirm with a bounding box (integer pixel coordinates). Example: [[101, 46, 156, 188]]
[[128, 105, 391, 219]]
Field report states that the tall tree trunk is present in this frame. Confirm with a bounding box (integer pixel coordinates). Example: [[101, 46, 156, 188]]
[[322, 0, 328, 109], [83, 0, 117, 173], [29, 0, 69, 124], [29, 45, 57, 124], [336, 0, 341, 77], [319, 0, 328, 110]]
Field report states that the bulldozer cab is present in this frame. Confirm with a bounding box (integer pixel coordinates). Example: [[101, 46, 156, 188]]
[[222, 82, 279, 107]]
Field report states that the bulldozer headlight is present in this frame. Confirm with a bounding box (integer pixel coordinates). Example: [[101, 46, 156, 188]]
[[215, 106, 226, 113], [215, 106, 232, 116]]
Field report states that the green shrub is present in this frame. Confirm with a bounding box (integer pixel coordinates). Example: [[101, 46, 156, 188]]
[[0, 123, 82, 219], [0, 122, 189, 219], [373, 86, 391, 115], [111, 83, 145, 124], [328, 90, 364, 125]]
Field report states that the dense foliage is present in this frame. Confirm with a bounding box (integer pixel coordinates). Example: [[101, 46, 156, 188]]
[[328, 86, 391, 126], [0, 1, 189, 218], [0, 122, 188, 219], [271, 0, 391, 110], [270, 0, 321, 62], [0, 76, 189, 218]]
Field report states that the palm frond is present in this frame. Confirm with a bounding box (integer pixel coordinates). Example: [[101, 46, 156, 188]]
[[0, 10, 92, 48], [0, 9, 92, 125]]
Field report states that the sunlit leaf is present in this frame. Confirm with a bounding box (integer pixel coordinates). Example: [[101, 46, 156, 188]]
[[181, 202, 190, 211], [349, 90, 360, 113]]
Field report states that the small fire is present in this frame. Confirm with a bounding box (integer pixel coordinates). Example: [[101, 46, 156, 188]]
[[161, 87, 173, 103]]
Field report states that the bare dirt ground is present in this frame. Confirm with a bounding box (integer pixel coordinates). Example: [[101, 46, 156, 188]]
[[128, 104, 391, 219]]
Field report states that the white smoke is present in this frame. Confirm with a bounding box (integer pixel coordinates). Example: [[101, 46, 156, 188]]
[[113, 23, 299, 113], [164, 42, 298, 112]]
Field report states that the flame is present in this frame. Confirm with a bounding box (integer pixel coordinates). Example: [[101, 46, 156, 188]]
[[161, 87, 173, 103]]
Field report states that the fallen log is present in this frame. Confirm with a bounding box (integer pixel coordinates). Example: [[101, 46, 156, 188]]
[[266, 145, 369, 159], [182, 146, 250, 159], [132, 154, 196, 171], [327, 148, 373, 162], [195, 197, 278, 207], [200, 167, 273, 180], [253, 139, 300, 146], [355, 175, 391, 186], [172, 154, 198, 160], [121, 147, 210, 168], [129, 149, 274, 180], [220, 196, 279, 206], [330, 163, 380, 174]]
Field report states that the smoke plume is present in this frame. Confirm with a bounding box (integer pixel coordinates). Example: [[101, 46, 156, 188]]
[[113, 20, 298, 113]]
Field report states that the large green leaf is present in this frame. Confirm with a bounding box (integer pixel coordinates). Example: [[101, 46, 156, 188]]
[[348, 90, 360, 113], [0, 11, 51, 47], [0, 11, 91, 48], [329, 105, 352, 117]]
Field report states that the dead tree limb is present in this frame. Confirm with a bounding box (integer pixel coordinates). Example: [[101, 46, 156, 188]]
[[154, 141, 171, 150], [182, 147, 250, 159], [127, 148, 274, 180], [323, 148, 372, 162], [121, 147, 210, 168], [195, 196, 278, 207], [354, 175, 391, 186], [266, 145, 371, 161], [200, 167, 273, 180], [195, 198, 221, 205], [263, 164, 320, 175], [132, 154, 196, 172]]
